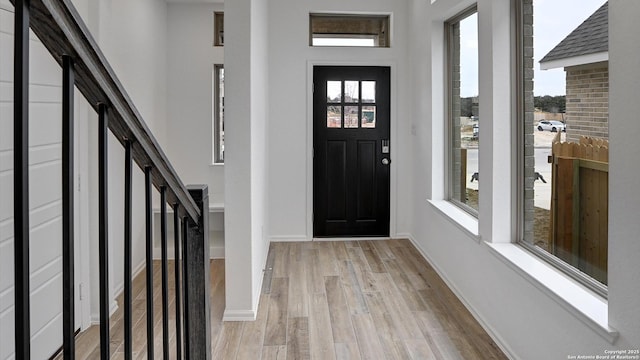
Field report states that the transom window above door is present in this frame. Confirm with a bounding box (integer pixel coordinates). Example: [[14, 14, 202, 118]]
[[326, 80, 377, 128], [309, 14, 390, 47]]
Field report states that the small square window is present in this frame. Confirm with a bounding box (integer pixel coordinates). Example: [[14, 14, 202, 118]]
[[327, 106, 342, 128], [214, 12, 224, 46], [344, 106, 359, 128], [327, 81, 342, 102], [362, 81, 376, 103], [344, 81, 359, 102], [362, 106, 376, 128]]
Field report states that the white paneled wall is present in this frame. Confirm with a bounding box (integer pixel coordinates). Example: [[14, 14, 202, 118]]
[[0, 2, 68, 359]]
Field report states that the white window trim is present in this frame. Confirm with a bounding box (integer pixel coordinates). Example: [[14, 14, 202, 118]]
[[514, 0, 608, 298], [308, 13, 392, 48], [487, 0, 616, 343], [429, 200, 480, 241], [429, 10, 482, 241], [428, 0, 619, 345], [444, 5, 480, 217]]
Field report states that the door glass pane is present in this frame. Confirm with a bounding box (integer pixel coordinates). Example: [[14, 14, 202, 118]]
[[327, 81, 342, 102], [345, 81, 359, 103], [362, 81, 376, 103], [327, 106, 342, 128], [344, 106, 359, 128], [362, 106, 376, 128]]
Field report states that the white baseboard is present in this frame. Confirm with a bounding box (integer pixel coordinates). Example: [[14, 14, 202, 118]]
[[91, 300, 119, 325], [210, 245, 225, 259], [222, 309, 257, 322], [94, 261, 146, 325], [270, 235, 409, 242], [269, 235, 309, 242], [94, 261, 145, 325], [152, 245, 225, 259], [313, 236, 391, 241], [405, 234, 516, 360], [112, 261, 146, 301], [393, 232, 413, 240]]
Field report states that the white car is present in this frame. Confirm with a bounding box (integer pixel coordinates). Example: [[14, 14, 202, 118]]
[[537, 120, 566, 132]]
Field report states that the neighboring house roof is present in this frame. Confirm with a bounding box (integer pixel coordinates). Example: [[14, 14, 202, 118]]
[[539, 1, 608, 70]]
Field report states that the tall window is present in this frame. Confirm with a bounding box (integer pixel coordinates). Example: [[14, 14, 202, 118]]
[[446, 7, 479, 214], [213, 64, 225, 163], [518, 0, 609, 294]]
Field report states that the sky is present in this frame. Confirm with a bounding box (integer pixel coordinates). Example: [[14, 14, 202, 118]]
[[327, 80, 376, 102], [459, 0, 608, 97]]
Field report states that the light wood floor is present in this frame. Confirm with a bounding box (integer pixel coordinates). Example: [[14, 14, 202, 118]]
[[60, 239, 507, 359]]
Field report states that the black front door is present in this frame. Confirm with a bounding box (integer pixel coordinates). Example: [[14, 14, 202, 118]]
[[313, 66, 391, 237]]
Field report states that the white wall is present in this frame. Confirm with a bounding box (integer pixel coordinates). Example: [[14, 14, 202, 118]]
[[5, 0, 636, 356], [250, 0, 270, 311], [608, 0, 640, 350], [2, 0, 193, 354], [407, 0, 640, 358], [166, 2, 224, 203], [165, 0, 414, 321], [0, 0, 103, 356], [164, 2, 225, 259], [80, 0, 169, 324], [223, 0, 271, 320], [6, 0, 171, 329], [96, 0, 168, 146], [266, 0, 412, 241], [0, 4, 67, 358], [224, 0, 253, 319]]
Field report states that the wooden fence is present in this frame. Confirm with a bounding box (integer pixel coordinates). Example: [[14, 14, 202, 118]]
[[550, 137, 608, 284]]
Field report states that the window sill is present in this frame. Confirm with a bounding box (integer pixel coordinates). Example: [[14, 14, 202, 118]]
[[210, 162, 224, 167], [486, 242, 618, 344], [428, 200, 480, 242]]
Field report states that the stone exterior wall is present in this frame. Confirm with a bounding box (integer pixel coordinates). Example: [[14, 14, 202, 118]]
[[523, 0, 535, 244], [451, 21, 463, 203], [565, 66, 609, 142]]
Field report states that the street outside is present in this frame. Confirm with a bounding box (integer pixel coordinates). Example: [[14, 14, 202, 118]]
[[463, 128, 564, 210]]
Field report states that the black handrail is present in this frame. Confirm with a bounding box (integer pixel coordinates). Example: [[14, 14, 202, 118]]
[[61, 54, 75, 360], [12, 1, 30, 357], [12, 0, 201, 221], [8, 0, 211, 358]]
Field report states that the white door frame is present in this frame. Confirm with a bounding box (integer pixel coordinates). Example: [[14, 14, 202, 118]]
[[306, 60, 398, 241]]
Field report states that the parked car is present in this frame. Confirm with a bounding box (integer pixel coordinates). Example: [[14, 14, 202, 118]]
[[537, 120, 566, 132]]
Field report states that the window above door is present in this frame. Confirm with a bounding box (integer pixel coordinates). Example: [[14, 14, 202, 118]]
[[309, 14, 390, 48]]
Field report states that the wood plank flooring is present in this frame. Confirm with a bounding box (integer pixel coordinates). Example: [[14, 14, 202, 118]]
[[60, 239, 507, 359]]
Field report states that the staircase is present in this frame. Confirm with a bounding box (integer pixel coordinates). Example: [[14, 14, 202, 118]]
[[3, 0, 212, 358]]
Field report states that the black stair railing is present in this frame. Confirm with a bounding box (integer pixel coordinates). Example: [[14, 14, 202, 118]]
[[9, 0, 212, 358]]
